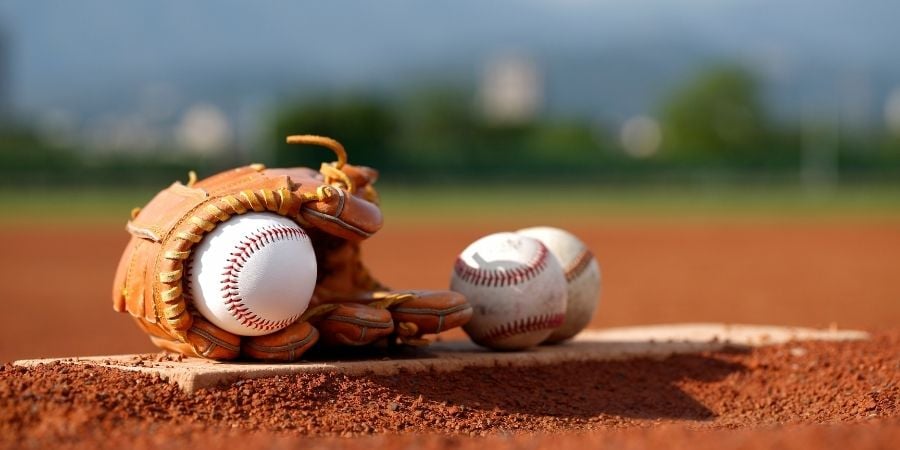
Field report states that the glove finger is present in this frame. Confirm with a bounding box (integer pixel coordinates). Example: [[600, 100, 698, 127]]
[[242, 320, 319, 362], [142, 316, 241, 360], [389, 290, 473, 335], [314, 303, 394, 346]]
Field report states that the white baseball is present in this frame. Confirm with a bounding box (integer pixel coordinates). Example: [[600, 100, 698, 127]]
[[518, 226, 601, 343], [450, 232, 567, 350], [186, 212, 316, 336]]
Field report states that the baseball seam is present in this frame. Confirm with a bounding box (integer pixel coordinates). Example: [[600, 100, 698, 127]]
[[476, 312, 566, 343], [453, 243, 550, 287], [220, 225, 309, 332], [565, 248, 595, 282]]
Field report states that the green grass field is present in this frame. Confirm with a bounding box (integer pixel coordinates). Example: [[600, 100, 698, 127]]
[[2, 183, 899, 225]]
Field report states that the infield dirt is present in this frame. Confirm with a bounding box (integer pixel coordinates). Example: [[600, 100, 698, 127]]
[[0, 217, 898, 448], [2, 331, 898, 448], [1, 218, 898, 361]]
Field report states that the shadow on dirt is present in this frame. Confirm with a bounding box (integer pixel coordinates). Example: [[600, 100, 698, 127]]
[[368, 351, 746, 421], [295, 337, 750, 421]]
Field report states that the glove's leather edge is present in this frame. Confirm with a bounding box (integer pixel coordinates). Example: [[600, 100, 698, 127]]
[[114, 164, 386, 360]]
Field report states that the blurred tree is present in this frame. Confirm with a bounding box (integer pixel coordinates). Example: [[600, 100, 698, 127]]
[[527, 120, 607, 165], [270, 96, 397, 169], [267, 86, 624, 180], [0, 126, 75, 173], [393, 86, 478, 167], [660, 65, 770, 158]]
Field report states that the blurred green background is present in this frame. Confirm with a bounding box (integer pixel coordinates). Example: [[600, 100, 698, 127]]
[[1, 1, 900, 219]]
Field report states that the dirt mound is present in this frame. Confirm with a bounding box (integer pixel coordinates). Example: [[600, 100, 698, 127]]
[[2, 330, 897, 448]]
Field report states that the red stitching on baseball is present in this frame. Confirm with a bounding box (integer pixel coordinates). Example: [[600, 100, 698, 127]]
[[477, 313, 566, 343], [220, 225, 309, 332], [565, 248, 594, 282], [453, 242, 550, 287]]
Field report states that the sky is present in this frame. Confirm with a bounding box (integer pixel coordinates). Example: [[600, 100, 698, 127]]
[[1, 0, 898, 134]]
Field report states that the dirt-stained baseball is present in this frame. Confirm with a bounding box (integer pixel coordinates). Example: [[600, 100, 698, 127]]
[[517, 226, 601, 343], [450, 232, 567, 350], [186, 212, 316, 336]]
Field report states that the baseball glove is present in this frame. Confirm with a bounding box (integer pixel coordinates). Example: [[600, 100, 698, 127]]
[[112, 135, 472, 361]]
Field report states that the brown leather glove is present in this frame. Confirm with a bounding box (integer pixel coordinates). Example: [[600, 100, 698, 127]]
[[112, 135, 472, 361]]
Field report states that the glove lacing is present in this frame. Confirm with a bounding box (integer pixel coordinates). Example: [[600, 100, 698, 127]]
[[286, 135, 355, 194], [287, 135, 425, 345]]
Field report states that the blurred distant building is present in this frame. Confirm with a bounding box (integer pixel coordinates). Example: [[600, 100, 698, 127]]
[[84, 114, 164, 153], [75, 83, 184, 154], [619, 115, 661, 158], [175, 103, 233, 156], [480, 54, 542, 124]]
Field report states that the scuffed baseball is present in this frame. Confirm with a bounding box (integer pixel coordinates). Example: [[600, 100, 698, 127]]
[[187, 212, 316, 336], [517, 226, 601, 343], [450, 232, 567, 350]]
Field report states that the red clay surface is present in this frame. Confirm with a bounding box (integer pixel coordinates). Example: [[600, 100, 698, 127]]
[[1, 216, 898, 448], [1, 218, 898, 362], [1, 331, 898, 448]]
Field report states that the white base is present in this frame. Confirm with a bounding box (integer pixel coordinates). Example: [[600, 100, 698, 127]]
[[14, 323, 868, 393]]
